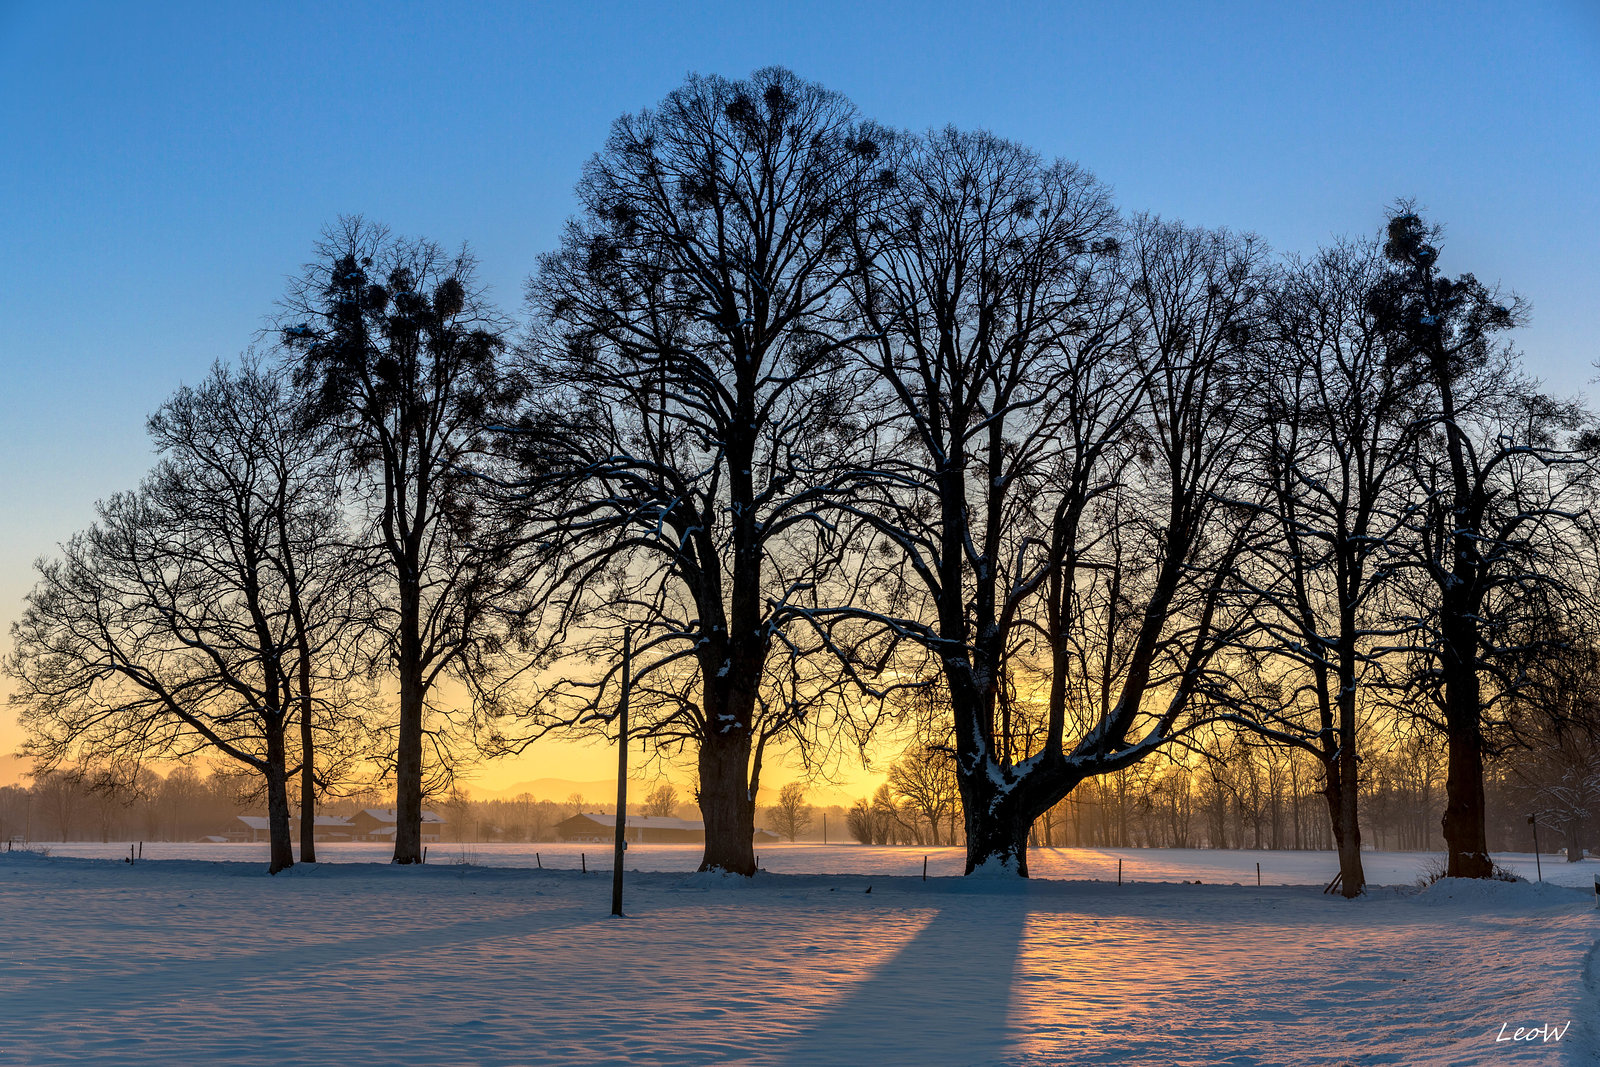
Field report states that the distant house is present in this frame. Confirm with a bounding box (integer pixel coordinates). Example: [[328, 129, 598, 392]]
[[225, 811, 438, 844], [227, 816, 273, 843], [348, 808, 446, 843], [555, 813, 775, 845]]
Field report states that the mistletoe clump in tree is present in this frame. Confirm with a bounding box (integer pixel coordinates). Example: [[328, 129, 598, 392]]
[[280, 220, 520, 865]]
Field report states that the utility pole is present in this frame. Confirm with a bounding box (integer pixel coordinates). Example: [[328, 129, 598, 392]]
[[611, 631, 632, 917]]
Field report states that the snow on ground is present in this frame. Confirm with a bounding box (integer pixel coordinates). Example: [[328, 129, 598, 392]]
[[25, 839, 1600, 889], [0, 849, 1595, 1066]]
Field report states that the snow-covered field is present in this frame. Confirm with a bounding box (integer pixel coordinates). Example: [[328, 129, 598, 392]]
[[23, 838, 1600, 888], [2, 848, 1595, 1066]]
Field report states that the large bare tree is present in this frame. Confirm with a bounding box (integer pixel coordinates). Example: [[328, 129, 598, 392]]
[[839, 135, 1262, 873], [280, 220, 519, 864], [1374, 208, 1596, 878], [502, 69, 885, 874], [1227, 238, 1422, 896], [7, 359, 364, 872]]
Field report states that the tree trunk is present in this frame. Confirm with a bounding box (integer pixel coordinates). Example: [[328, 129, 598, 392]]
[[1322, 764, 1366, 898], [1441, 617, 1492, 878], [393, 587, 424, 865], [265, 726, 295, 875], [298, 662, 317, 863], [1333, 653, 1366, 896], [1564, 819, 1583, 862], [697, 729, 756, 875], [961, 775, 1032, 875]]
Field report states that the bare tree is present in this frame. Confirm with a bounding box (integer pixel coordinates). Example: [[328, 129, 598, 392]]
[[7, 360, 363, 871], [280, 219, 519, 864], [1373, 208, 1597, 877], [845, 797, 875, 844], [1499, 627, 1600, 861], [840, 145, 1262, 873], [503, 69, 886, 875], [887, 745, 959, 846], [640, 781, 679, 818], [1226, 237, 1421, 896], [767, 781, 814, 841]]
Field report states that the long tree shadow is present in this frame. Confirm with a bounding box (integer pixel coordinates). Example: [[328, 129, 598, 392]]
[[781, 890, 1031, 1066], [11, 901, 609, 1020]]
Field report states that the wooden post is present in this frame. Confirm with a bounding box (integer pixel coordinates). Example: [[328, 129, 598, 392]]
[[922, 855, 927, 882], [582, 852, 586, 874], [612, 631, 632, 917], [1528, 815, 1542, 882], [423, 845, 429, 865], [536, 852, 542, 869], [1118, 858, 1122, 886], [1256, 861, 1261, 886], [823, 813, 827, 845]]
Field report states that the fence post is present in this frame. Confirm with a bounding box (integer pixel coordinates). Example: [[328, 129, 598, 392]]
[[612, 630, 632, 917]]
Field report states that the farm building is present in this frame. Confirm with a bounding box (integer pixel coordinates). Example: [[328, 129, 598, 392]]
[[226, 810, 446, 844], [348, 808, 447, 843], [555, 813, 782, 845]]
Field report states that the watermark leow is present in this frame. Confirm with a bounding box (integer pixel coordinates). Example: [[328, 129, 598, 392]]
[[1495, 1021, 1571, 1045]]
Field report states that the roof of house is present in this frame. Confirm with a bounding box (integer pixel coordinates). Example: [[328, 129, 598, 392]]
[[357, 808, 445, 825], [558, 813, 705, 831], [235, 814, 356, 829]]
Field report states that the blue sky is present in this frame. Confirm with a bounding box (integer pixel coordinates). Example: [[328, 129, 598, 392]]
[[1, 0, 1596, 779]]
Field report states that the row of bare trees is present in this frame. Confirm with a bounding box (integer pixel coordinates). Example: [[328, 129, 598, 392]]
[[9, 67, 1596, 887], [499, 70, 1598, 888]]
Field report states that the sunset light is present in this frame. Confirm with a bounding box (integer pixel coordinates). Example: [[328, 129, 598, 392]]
[[2, 3, 1598, 1064]]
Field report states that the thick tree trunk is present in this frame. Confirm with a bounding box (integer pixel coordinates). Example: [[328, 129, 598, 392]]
[[697, 729, 756, 875], [961, 775, 1033, 876], [1441, 616, 1492, 879], [1334, 656, 1366, 896], [1564, 820, 1583, 862], [393, 587, 424, 865], [265, 727, 295, 875], [394, 664, 424, 865], [1441, 722, 1490, 877], [1322, 762, 1365, 898]]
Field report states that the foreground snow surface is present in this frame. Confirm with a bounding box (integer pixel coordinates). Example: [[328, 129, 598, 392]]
[[1, 853, 1595, 1066]]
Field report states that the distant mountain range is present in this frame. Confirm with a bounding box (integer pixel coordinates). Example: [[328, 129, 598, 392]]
[[463, 777, 624, 802]]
